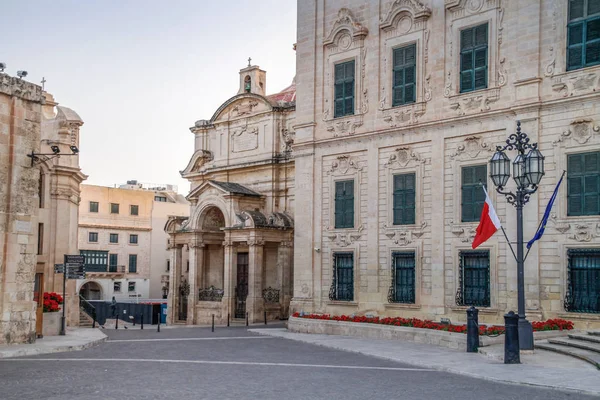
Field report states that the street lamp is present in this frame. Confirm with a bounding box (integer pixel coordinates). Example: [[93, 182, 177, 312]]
[[489, 121, 544, 351]]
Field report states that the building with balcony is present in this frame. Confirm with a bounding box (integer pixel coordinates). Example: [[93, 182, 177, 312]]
[[77, 182, 189, 302]]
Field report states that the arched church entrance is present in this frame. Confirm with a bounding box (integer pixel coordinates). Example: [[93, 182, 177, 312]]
[[79, 281, 102, 301]]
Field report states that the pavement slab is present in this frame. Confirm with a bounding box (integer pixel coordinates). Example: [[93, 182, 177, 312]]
[[0, 328, 107, 359], [249, 328, 600, 397]]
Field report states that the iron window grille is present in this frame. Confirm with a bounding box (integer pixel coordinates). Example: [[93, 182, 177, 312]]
[[567, 0, 600, 71], [567, 151, 600, 216], [565, 248, 600, 313], [460, 23, 488, 93], [334, 60, 355, 118], [329, 252, 354, 301], [461, 165, 487, 222], [388, 251, 416, 304], [456, 250, 491, 307], [334, 180, 355, 229], [392, 44, 417, 106], [393, 173, 416, 225]]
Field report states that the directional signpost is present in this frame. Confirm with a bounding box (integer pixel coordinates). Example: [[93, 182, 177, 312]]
[[59, 255, 86, 335]]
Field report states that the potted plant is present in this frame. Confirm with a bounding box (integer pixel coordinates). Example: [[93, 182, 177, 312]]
[[42, 292, 63, 336]]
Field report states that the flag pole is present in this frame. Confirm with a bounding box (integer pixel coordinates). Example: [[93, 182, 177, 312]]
[[523, 170, 566, 262], [501, 226, 518, 263]]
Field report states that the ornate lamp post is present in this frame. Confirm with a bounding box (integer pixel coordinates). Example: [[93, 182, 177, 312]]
[[489, 121, 545, 351]]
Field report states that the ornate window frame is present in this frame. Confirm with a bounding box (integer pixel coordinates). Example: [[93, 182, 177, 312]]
[[325, 154, 364, 238], [379, 0, 432, 127], [385, 245, 422, 309], [546, 0, 600, 97], [453, 244, 498, 310], [323, 8, 368, 136], [444, 0, 506, 115]]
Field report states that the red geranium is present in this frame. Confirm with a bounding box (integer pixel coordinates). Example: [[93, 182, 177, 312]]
[[43, 292, 63, 312], [293, 313, 574, 336]]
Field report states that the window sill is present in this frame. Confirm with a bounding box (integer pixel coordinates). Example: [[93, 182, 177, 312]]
[[380, 100, 425, 113], [450, 306, 499, 315], [327, 301, 358, 307], [385, 303, 421, 310]]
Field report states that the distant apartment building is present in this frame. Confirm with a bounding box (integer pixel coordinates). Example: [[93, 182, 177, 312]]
[[77, 182, 189, 302]]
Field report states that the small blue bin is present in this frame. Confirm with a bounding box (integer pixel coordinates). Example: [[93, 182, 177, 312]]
[[160, 303, 167, 323]]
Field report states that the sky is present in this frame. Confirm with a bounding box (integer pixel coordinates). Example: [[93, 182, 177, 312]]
[[3, 0, 297, 194]]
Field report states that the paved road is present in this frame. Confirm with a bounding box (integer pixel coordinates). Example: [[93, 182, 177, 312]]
[[0, 324, 595, 400]]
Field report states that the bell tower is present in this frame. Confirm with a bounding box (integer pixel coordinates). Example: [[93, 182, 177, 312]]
[[238, 58, 266, 96]]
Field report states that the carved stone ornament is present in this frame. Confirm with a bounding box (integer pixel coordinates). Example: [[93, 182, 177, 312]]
[[191, 150, 213, 172], [449, 136, 494, 159], [202, 207, 225, 231], [382, 102, 426, 127], [323, 8, 368, 47], [231, 125, 259, 152], [232, 100, 259, 117], [326, 225, 364, 247], [385, 147, 426, 168], [553, 119, 600, 146], [449, 88, 500, 116], [380, 0, 431, 32], [281, 126, 295, 153], [567, 223, 600, 243], [326, 117, 364, 137], [383, 222, 427, 246], [549, 214, 571, 234], [552, 72, 600, 98], [447, 220, 477, 243], [328, 155, 363, 175]]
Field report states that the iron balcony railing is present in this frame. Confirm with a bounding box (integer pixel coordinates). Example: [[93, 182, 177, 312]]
[[79, 295, 97, 327]]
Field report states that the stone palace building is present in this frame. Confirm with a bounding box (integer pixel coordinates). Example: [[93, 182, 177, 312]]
[[290, 0, 600, 328], [166, 64, 296, 325]]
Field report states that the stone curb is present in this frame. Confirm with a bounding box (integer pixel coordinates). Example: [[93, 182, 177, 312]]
[[249, 328, 600, 397], [0, 329, 108, 359]]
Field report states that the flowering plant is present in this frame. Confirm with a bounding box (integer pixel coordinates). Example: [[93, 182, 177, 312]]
[[292, 313, 574, 336], [43, 292, 64, 313]]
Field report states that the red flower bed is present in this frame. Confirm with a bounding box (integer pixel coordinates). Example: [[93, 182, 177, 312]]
[[43, 292, 64, 313], [292, 313, 574, 336]]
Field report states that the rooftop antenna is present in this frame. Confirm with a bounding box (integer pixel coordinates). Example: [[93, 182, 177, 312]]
[[0, 63, 6, 73], [17, 70, 28, 79]]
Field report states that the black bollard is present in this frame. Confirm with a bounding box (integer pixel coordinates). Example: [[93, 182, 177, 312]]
[[264, 310, 267, 325], [466, 306, 479, 353], [92, 315, 96, 329], [141, 314, 144, 330], [212, 314, 215, 332], [504, 311, 520, 364], [115, 314, 119, 330], [246, 312, 249, 327], [227, 313, 230, 327], [157, 313, 160, 332]]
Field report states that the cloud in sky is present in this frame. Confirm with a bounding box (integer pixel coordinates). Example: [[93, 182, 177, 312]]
[[3, 0, 297, 194]]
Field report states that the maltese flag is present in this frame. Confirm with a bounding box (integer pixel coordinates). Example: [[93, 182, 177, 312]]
[[472, 186, 501, 249]]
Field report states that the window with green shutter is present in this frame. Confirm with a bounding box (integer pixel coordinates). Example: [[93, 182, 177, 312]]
[[392, 44, 416, 106], [567, 0, 600, 71], [329, 252, 354, 301], [334, 180, 355, 229], [568, 151, 600, 216], [457, 250, 490, 307], [393, 173, 416, 225], [388, 252, 416, 304], [334, 61, 355, 118], [460, 23, 488, 93], [129, 254, 137, 273], [461, 165, 487, 222], [109, 254, 118, 273]]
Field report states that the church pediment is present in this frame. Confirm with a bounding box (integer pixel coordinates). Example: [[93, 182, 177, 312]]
[[187, 180, 263, 203], [211, 93, 273, 123], [180, 150, 214, 178]]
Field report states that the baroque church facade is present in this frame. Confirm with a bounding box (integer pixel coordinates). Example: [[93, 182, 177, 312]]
[[291, 0, 600, 328], [166, 65, 296, 325]]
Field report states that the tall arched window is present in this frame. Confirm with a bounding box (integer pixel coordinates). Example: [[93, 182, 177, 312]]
[[244, 75, 251, 92]]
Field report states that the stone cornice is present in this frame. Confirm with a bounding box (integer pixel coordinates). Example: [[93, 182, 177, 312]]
[[78, 223, 152, 231]]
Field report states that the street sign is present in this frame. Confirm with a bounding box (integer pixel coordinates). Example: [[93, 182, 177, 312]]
[[54, 264, 64, 274], [64, 255, 85, 264], [67, 264, 85, 280]]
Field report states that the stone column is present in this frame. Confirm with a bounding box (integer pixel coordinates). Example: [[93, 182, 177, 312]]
[[187, 242, 204, 325], [167, 245, 182, 325], [222, 237, 235, 322], [278, 240, 293, 318], [247, 238, 264, 323]]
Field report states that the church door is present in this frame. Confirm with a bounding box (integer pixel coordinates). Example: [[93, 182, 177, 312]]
[[235, 253, 249, 319]]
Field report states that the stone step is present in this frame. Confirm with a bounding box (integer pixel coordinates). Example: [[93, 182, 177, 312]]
[[548, 337, 600, 354], [568, 333, 600, 344], [536, 342, 600, 369], [589, 331, 600, 337]]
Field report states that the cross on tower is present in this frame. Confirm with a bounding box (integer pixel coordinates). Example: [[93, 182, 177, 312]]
[[247, 57, 252, 67], [41, 77, 46, 90]]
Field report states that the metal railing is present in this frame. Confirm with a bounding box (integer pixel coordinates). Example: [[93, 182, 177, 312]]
[[79, 295, 97, 328]]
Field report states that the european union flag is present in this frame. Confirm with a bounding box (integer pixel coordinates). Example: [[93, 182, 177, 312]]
[[527, 172, 565, 249]]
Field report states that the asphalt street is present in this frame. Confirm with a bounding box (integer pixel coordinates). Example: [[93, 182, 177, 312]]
[[0, 324, 595, 400]]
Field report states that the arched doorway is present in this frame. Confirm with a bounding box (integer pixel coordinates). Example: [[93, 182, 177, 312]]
[[79, 281, 103, 300]]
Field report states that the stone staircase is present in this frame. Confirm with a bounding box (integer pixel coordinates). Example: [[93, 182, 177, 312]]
[[79, 309, 94, 328], [536, 331, 600, 369]]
